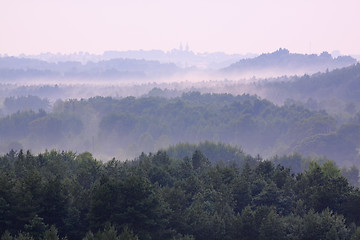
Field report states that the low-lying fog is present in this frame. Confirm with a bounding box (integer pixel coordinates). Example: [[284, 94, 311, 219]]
[[0, 50, 359, 166]]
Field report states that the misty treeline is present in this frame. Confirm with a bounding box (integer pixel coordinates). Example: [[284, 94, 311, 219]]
[[0, 89, 360, 167], [1, 61, 360, 109], [0, 49, 356, 81], [256, 63, 360, 110], [1, 144, 360, 240], [0, 57, 179, 80]]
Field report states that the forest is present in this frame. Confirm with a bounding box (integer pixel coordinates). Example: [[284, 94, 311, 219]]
[[0, 53, 360, 240], [1, 144, 360, 240], [3, 0, 360, 239], [0, 90, 359, 167]]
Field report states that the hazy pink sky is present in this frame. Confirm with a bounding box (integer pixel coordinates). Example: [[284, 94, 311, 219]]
[[1, 0, 359, 56]]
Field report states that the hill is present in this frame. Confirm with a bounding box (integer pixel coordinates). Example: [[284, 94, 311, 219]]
[[259, 63, 360, 104], [223, 48, 357, 76]]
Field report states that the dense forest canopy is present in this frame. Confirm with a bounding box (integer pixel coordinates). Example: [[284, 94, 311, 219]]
[[0, 146, 360, 240], [1, 91, 358, 167]]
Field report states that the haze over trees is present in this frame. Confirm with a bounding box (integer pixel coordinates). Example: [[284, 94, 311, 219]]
[[0, 58, 360, 167], [0, 48, 360, 239], [0, 91, 358, 167]]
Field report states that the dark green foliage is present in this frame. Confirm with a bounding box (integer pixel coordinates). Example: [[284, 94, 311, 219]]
[[295, 161, 352, 213], [259, 208, 286, 240], [118, 226, 138, 240], [1, 231, 12, 240], [0, 148, 359, 240], [43, 225, 59, 240], [302, 209, 350, 240], [166, 142, 246, 166], [191, 150, 210, 172], [24, 215, 47, 240]]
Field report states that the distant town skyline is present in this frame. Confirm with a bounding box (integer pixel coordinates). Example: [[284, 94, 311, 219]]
[[1, 0, 360, 56]]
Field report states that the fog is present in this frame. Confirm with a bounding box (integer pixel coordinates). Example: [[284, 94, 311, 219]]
[[0, 77, 267, 161], [0, 50, 359, 166]]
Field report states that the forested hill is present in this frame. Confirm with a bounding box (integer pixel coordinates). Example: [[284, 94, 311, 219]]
[[0, 92, 359, 166], [1, 148, 360, 239], [260, 62, 360, 104], [223, 48, 356, 76]]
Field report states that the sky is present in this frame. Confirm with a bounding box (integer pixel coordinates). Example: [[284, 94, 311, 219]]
[[1, 0, 360, 56]]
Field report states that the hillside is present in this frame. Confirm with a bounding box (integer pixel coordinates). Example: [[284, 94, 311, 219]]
[[223, 48, 357, 76], [259, 63, 360, 104]]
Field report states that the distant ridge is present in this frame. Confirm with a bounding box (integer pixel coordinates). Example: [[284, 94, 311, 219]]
[[5, 49, 256, 69], [223, 48, 357, 75], [0, 57, 179, 80]]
